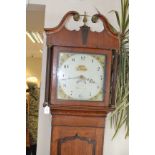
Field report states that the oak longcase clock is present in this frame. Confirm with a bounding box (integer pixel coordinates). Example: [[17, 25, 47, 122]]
[[44, 11, 119, 155]]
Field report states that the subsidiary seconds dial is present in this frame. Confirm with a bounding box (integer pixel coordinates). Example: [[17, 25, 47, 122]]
[[57, 52, 106, 101]]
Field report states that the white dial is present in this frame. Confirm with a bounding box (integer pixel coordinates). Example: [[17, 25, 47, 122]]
[[57, 52, 106, 101]]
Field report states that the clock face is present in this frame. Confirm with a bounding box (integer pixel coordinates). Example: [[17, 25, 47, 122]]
[[57, 52, 106, 101]]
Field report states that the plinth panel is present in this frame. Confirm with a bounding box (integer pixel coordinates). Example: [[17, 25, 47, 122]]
[[50, 115, 105, 155]]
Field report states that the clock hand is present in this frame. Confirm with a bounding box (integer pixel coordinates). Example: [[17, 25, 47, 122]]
[[86, 78, 95, 84], [60, 75, 96, 84], [83, 77, 98, 85], [60, 75, 81, 80], [78, 75, 94, 83], [76, 76, 93, 84], [75, 75, 86, 84]]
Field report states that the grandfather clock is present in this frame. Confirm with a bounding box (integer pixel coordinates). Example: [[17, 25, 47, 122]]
[[43, 11, 119, 155]]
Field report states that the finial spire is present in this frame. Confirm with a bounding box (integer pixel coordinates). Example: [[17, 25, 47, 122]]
[[83, 11, 87, 25]]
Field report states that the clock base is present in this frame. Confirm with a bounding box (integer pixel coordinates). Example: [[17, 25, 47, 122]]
[[50, 115, 106, 155]]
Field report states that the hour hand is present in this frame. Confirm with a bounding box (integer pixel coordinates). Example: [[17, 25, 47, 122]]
[[86, 78, 96, 84]]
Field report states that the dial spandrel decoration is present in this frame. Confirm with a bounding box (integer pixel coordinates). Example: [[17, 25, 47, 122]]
[[57, 52, 106, 101]]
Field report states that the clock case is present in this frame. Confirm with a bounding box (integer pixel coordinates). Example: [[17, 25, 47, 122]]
[[44, 11, 119, 155]]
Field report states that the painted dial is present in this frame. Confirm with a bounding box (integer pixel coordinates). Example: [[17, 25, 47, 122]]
[[57, 52, 106, 101]]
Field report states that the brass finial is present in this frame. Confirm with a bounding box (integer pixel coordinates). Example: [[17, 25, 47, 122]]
[[73, 13, 80, 21], [83, 12, 87, 25], [91, 15, 99, 23], [73, 11, 92, 26]]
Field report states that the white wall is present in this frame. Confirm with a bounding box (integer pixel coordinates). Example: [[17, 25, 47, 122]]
[[29, 0, 120, 30], [103, 114, 129, 155], [27, 1, 129, 155]]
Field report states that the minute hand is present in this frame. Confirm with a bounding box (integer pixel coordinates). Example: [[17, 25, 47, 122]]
[[60, 76, 80, 80]]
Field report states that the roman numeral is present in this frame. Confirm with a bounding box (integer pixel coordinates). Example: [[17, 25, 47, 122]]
[[64, 65, 69, 68], [72, 58, 75, 62], [100, 75, 103, 80], [97, 67, 100, 71], [81, 56, 86, 60]]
